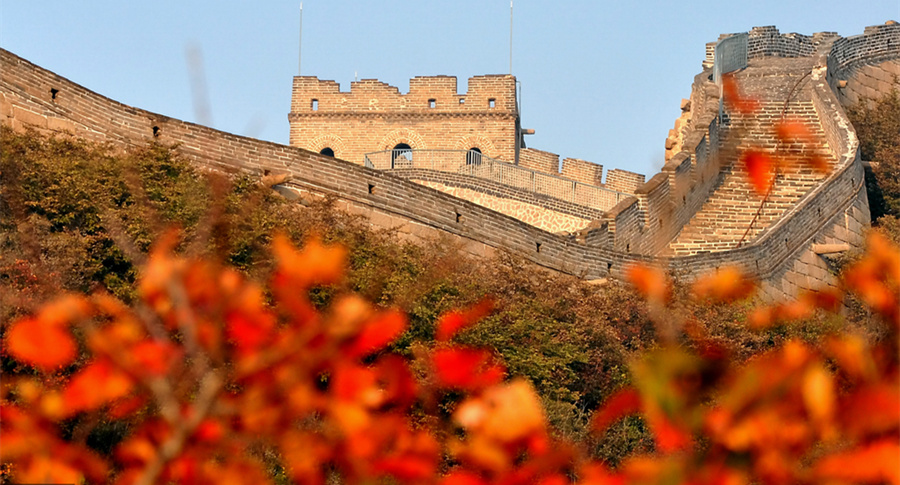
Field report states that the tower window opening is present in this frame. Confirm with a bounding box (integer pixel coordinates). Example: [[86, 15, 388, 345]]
[[320, 147, 335, 157], [428, 99, 436, 108], [488, 98, 496, 108], [459, 98, 465, 104], [311, 99, 319, 111], [391, 143, 413, 169], [466, 147, 482, 166]]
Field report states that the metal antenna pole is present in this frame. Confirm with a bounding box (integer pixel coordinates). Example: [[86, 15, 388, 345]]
[[298, 2, 303, 75], [509, 0, 513, 74]]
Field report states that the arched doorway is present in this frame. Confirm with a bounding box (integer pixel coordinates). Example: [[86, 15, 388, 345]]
[[320, 147, 335, 157], [466, 147, 482, 166], [391, 143, 413, 169]]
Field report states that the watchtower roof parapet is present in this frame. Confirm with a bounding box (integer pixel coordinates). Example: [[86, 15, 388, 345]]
[[290, 74, 518, 113]]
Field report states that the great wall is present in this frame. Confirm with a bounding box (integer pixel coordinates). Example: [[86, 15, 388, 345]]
[[1, 22, 898, 300]]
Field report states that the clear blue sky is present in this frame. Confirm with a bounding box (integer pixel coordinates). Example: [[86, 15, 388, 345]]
[[1, 1, 897, 177]]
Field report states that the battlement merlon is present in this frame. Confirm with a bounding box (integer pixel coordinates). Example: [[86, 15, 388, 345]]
[[289, 74, 518, 114]]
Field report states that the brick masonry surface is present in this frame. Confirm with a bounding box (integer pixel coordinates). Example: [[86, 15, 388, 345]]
[[416, 181, 591, 234], [1, 21, 895, 300]]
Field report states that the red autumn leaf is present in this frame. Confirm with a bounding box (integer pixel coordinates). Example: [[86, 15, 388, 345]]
[[131, 340, 178, 376], [272, 232, 347, 290], [748, 306, 776, 330], [331, 364, 377, 402], [649, 415, 692, 453], [839, 384, 900, 437], [5, 295, 89, 372], [107, 395, 147, 420], [591, 388, 642, 434], [814, 439, 900, 484], [809, 287, 843, 312], [775, 120, 814, 143], [6, 316, 78, 372], [722, 74, 759, 114], [823, 335, 876, 381], [432, 348, 504, 390], [345, 310, 407, 358], [374, 354, 418, 407], [691, 266, 756, 302], [804, 154, 831, 174], [625, 264, 671, 304], [373, 454, 438, 483], [226, 309, 275, 353], [440, 471, 488, 485], [436, 298, 494, 341], [194, 419, 225, 442], [742, 150, 774, 196], [62, 359, 134, 415]]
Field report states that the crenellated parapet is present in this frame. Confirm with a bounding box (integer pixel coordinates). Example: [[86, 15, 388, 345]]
[[290, 74, 518, 114]]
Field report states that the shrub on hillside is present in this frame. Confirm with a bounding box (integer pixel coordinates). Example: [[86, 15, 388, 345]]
[[846, 86, 900, 223]]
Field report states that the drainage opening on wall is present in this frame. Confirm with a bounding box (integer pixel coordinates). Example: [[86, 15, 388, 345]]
[[607, 262, 613, 272], [152, 126, 160, 137], [50, 88, 59, 100], [367, 183, 376, 195]]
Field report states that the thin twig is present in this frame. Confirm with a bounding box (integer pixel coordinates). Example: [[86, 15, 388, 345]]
[[136, 370, 223, 485]]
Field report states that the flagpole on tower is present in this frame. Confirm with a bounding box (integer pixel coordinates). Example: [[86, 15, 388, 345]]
[[509, 0, 513, 74], [298, 2, 304, 75]]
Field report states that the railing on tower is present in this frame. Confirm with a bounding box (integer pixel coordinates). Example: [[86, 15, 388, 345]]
[[363, 149, 627, 212], [713, 32, 749, 120]]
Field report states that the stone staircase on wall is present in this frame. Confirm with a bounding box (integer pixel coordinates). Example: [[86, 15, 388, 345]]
[[668, 60, 837, 255]]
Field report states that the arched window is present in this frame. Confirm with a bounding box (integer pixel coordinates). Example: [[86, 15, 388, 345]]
[[466, 147, 482, 166], [320, 147, 335, 157], [391, 143, 413, 169]]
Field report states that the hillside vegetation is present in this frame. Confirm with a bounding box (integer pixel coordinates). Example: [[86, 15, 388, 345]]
[[0, 126, 885, 465]]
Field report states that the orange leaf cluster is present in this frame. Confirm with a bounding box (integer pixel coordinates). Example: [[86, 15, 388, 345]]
[[595, 234, 900, 484], [3, 230, 899, 484], [0, 233, 572, 484]]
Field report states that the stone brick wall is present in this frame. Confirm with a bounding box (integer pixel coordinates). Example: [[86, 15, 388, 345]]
[[518, 148, 560, 174], [561, 157, 603, 186], [825, 22, 900, 109], [288, 75, 518, 164], [832, 60, 900, 108], [389, 169, 606, 222], [415, 181, 592, 234], [746, 26, 817, 58], [605, 169, 647, 194]]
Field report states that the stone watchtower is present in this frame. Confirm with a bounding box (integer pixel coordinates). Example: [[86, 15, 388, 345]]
[[288, 75, 521, 164]]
